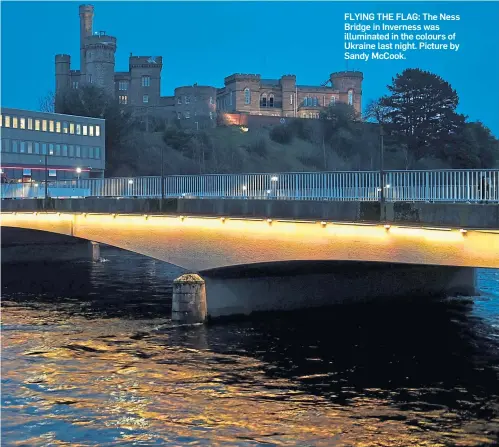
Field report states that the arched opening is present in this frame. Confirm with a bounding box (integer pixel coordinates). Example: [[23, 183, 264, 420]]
[[244, 88, 251, 105], [260, 94, 267, 107]]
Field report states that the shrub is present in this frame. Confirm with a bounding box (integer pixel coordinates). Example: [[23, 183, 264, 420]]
[[247, 138, 268, 157], [288, 119, 312, 141], [162, 127, 192, 151], [270, 125, 293, 144]]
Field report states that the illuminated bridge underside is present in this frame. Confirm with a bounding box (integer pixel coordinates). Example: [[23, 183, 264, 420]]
[[1, 213, 498, 270]]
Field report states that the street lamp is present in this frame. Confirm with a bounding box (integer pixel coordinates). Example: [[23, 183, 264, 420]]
[[44, 148, 54, 199]]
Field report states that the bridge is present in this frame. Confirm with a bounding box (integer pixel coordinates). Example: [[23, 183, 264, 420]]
[[2, 169, 499, 321]]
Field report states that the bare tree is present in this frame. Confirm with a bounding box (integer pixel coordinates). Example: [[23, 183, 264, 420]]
[[363, 98, 391, 124], [39, 91, 55, 113]]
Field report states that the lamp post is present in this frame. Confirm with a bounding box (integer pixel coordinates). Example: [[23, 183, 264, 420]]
[[44, 148, 54, 199], [379, 124, 385, 218]]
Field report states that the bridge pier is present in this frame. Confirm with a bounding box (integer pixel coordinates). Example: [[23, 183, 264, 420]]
[[90, 241, 100, 262], [200, 263, 477, 319], [172, 274, 207, 324]]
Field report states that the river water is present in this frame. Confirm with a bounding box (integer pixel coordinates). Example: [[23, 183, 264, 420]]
[[1, 247, 498, 446]]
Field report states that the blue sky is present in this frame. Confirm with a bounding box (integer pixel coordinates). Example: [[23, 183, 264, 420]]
[[1, 1, 498, 135]]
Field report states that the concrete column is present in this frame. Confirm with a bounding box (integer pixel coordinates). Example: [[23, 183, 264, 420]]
[[90, 241, 100, 262], [172, 274, 207, 324]]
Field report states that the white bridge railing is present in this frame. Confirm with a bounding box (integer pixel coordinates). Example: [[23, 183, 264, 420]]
[[1, 170, 498, 203]]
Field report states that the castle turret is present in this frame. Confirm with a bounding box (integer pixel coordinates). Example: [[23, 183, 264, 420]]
[[84, 32, 117, 97], [79, 4, 94, 78], [330, 71, 363, 115], [55, 54, 71, 96]]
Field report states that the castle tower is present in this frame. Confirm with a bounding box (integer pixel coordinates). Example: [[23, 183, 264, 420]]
[[84, 32, 117, 97], [280, 75, 296, 117], [79, 4, 94, 78], [55, 54, 71, 96], [330, 71, 363, 116]]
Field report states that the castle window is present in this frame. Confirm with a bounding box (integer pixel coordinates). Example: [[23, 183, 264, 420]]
[[229, 91, 233, 106], [76, 124, 81, 135], [312, 97, 318, 107], [119, 81, 128, 91], [13, 117, 18, 128], [62, 122, 68, 133], [89, 125, 94, 136], [185, 111, 190, 119], [177, 97, 182, 104], [177, 112, 181, 119], [83, 125, 88, 136], [185, 96, 190, 104], [27, 118, 33, 130], [143, 95, 149, 104], [88, 74, 92, 83], [290, 94, 293, 105], [20, 118, 26, 129], [42, 120, 47, 131], [142, 76, 151, 87], [35, 119, 40, 131], [49, 120, 55, 132], [323, 96, 326, 107], [69, 123, 75, 134], [95, 125, 100, 137], [269, 94, 274, 107], [260, 94, 267, 107], [210, 96, 214, 105], [330, 96, 336, 106], [4, 115, 10, 127], [119, 95, 128, 105], [244, 88, 251, 105], [56, 122, 61, 133], [72, 81, 79, 89], [348, 89, 353, 106]]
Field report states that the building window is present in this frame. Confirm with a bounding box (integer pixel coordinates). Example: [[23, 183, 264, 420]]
[[95, 147, 101, 159], [23, 168, 31, 177], [62, 145, 68, 156], [209, 112, 213, 120], [88, 74, 92, 83], [4, 116, 10, 127], [119, 81, 128, 90], [49, 120, 54, 132], [48, 169, 57, 177], [13, 117, 18, 128], [290, 94, 293, 105], [142, 76, 151, 87], [34, 142, 40, 154], [27, 141, 33, 154], [269, 94, 274, 108], [55, 144, 61, 156], [2, 139, 9, 152], [62, 122, 68, 133], [76, 145, 81, 157], [82, 146, 88, 158], [89, 147, 94, 158], [12, 140, 18, 153], [143, 95, 149, 103], [209, 96, 214, 105], [41, 143, 47, 155], [89, 125, 94, 136], [95, 125, 100, 137], [177, 112, 181, 119], [194, 96, 198, 102], [330, 96, 336, 106], [0, 114, 2, 127], [69, 123, 75, 134], [56, 121, 61, 133], [185, 111, 190, 119], [348, 89, 353, 106], [229, 91, 233, 106], [185, 96, 190, 104], [177, 97, 182, 104], [42, 120, 47, 131], [27, 118, 33, 130], [20, 141, 25, 153], [73, 81, 79, 89], [244, 88, 251, 105], [69, 145, 75, 157], [82, 125, 87, 136], [119, 95, 128, 105], [20, 118, 26, 129], [312, 97, 318, 107], [76, 124, 81, 135], [35, 119, 40, 131], [49, 143, 54, 155], [261, 94, 267, 107]]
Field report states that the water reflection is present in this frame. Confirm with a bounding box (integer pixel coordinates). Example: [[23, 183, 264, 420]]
[[1, 248, 498, 446]]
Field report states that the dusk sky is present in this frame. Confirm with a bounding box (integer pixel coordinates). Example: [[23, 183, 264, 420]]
[[1, 1, 498, 135]]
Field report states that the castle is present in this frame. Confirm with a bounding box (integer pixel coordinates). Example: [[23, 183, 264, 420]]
[[55, 4, 363, 129]]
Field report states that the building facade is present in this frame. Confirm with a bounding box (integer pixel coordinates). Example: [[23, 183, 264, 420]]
[[55, 4, 363, 128], [0, 107, 105, 181]]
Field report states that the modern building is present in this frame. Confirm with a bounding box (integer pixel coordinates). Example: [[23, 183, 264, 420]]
[[0, 107, 105, 181], [55, 4, 363, 128]]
